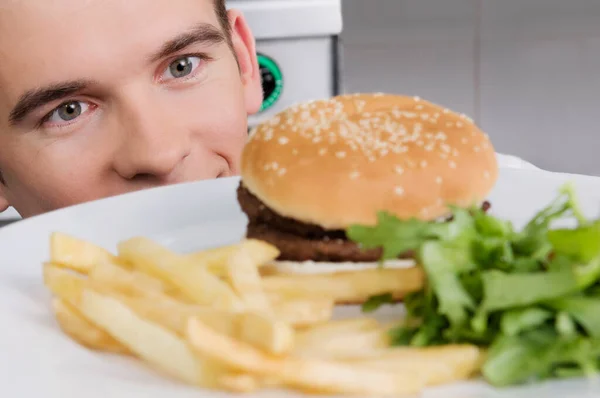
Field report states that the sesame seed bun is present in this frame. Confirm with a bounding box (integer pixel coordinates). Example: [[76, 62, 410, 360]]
[[240, 93, 498, 230]]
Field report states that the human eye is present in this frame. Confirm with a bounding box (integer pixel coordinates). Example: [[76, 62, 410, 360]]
[[42, 100, 95, 127], [160, 55, 204, 81]]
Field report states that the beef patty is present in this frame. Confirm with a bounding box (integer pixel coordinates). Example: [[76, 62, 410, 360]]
[[237, 183, 489, 262]]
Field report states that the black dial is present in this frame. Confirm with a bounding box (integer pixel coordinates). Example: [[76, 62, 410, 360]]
[[260, 66, 277, 100], [257, 54, 283, 112]]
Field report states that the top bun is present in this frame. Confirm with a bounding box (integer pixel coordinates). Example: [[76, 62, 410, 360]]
[[241, 93, 498, 229]]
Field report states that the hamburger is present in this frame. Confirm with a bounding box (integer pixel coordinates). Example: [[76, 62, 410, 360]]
[[237, 93, 498, 271]]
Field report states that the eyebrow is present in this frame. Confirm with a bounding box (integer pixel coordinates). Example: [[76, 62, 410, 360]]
[[149, 23, 226, 63], [9, 80, 95, 126], [8, 23, 226, 126]]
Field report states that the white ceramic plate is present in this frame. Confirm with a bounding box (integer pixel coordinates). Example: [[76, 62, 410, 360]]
[[2, 168, 600, 398]]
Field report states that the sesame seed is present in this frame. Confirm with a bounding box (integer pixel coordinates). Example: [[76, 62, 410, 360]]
[[435, 176, 443, 184], [415, 104, 424, 110], [456, 121, 464, 127], [312, 137, 322, 143], [449, 161, 457, 169], [484, 170, 491, 179], [421, 208, 430, 216], [437, 198, 444, 205], [446, 122, 454, 127], [416, 140, 424, 147], [368, 156, 376, 162], [318, 148, 328, 156], [374, 92, 384, 97], [474, 146, 481, 153], [461, 137, 468, 144], [420, 160, 428, 168], [277, 168, 287, 176], [336, 151, 346, 159], [355, 100, 366, 112], [271, 162, 279, 170], [394, 166, 404, 175], [263, 129, 274, 141], [292, 149, 299, 155], [443, 108, 450, 114], [278, 137, 289, 145], [413, 96, 421, 102], [394, 186, 405, 196], [350, 171, 361, 179], [482, 142, 490, 149]]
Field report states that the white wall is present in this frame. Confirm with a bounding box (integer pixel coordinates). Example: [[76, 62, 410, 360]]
[[340, 0, 600, 176]]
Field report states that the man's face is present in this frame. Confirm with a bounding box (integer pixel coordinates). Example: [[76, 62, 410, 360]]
[[0, 0, 262, 217]]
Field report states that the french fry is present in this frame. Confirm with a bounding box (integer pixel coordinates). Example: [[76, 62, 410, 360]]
[[294, 318, 387, 358], [227, 247, 272, 314], [238, 311, 294, 355], [89, 259, 167, 295], [262, 267, 425, 304], [216, 373, 263, 393], [343, 345, 484, 386], [118, 237, 243, 310], [88, 259, 189, 301], [52, 298, 130, 354], [43, 263, 87, 305], [116, 294, 294, 355], [50, 232, 117, 274], [79, 289, 219, 386], [187, 239, 280, 277], [115, 293, 238, 337], [187, 317, 423, 396], [296, 328, 389, 359], [271, 297, 335, 327], [298, 318, 381, 336]]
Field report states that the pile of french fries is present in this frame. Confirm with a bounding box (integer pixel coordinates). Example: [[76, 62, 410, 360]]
[[43, 232, 484, 396]]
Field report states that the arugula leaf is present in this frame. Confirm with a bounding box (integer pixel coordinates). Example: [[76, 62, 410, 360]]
[[548, 221, 600, 263], [555, 312, 578, 337], [548, 297, 600, 338], [361, 293, 394, 313], [347, 212, 440, 260], [500, 307, 553, 336], [482, 329, 556, 386], [419, 241, 475, 328], [481, 268, 579, 311]]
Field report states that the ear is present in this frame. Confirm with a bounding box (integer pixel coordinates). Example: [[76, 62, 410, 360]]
[[0, 182, 9, 213], [228, 9, 263, 115]]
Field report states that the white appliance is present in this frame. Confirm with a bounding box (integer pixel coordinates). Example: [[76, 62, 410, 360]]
[[228, 0, 343, 128]]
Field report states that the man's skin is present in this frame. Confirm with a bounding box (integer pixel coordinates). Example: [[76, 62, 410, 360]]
[[0, 0, 263, 218]]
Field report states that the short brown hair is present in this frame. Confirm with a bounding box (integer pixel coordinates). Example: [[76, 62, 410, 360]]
[[214, 0, 232, 46]]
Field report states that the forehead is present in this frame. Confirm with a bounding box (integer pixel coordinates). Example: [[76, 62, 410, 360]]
[[0, 0, 218, 105]]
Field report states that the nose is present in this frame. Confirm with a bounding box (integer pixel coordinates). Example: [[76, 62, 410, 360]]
[[113, 96, 191, 181]]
